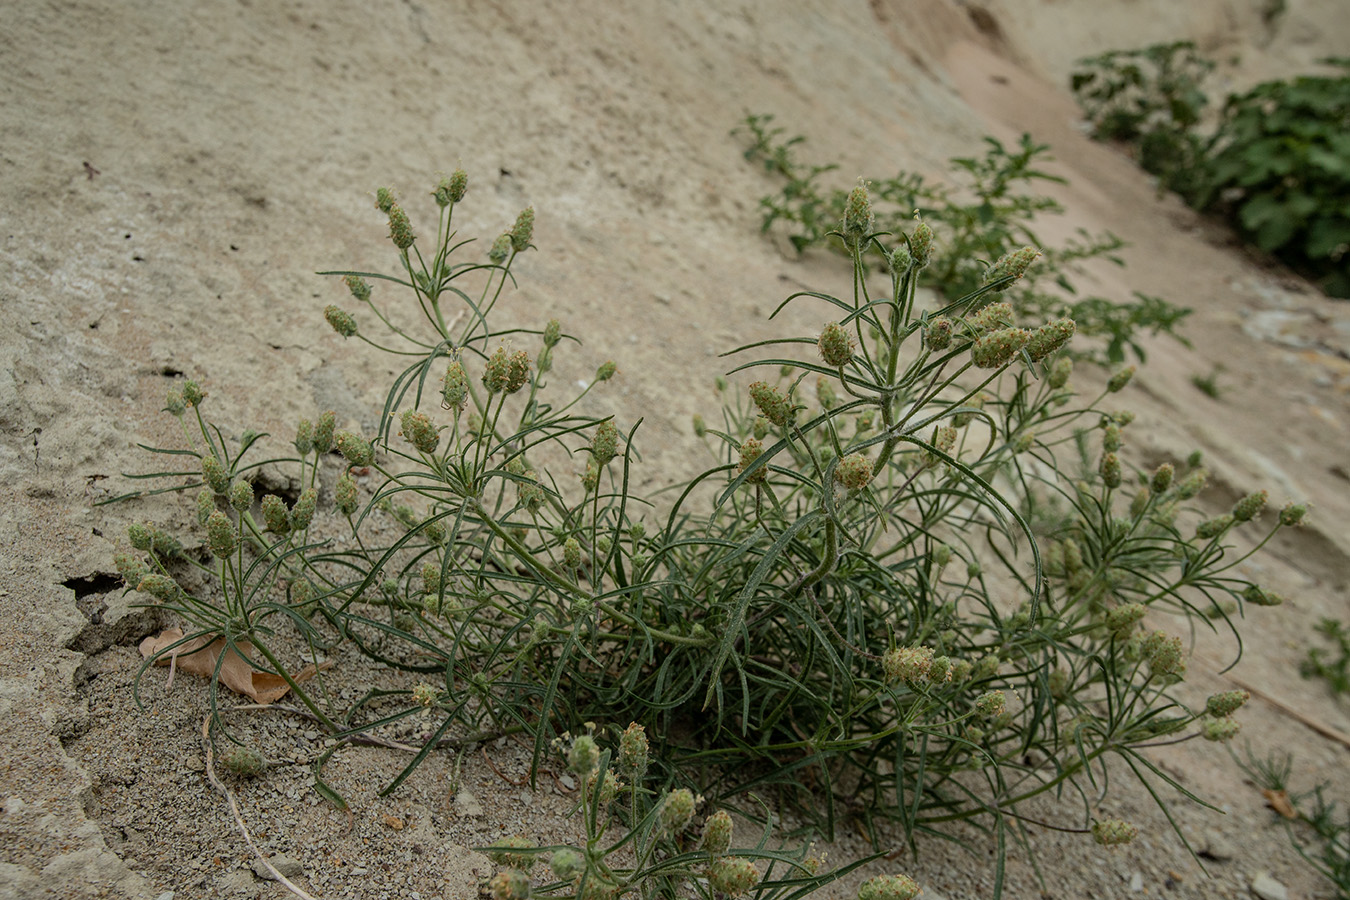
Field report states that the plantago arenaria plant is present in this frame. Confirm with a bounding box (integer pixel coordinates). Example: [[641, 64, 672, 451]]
[[112, 171, 1303, 898]]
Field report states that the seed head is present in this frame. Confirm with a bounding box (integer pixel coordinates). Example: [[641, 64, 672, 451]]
[[909, 220, 935, 270], [974, 690, 1006, 718], [969, 301, 1014, 333], [1106, 366, 1135, 393], [165, 388, 186, 417], [440, 359, 467, 412], [1175, 468, 1208, 500], [691, 414, 707, 438], [618, 722, 648, 776], [925, 316, 953, 350], [408, 682, 438, 708], [709, 857, 760, 898], [971, 327, 1031, 368], [1232, 489, 1267, 523], [928, 656, 953, 684], [483, 347, 511, 394], [386, 203, 415, 250], [1048, 355, 1073, 388], [202, 455, 230, 495], [420, 560, 442, 596], [1025, 317, 1075, 361], [560, 536, 581, 572], [889, 243, 913, 275], [591, 419, 619, 468], [220, 746, 265, 778], [489, 232, 512, 264], [882, 645, 935, 685], [431, 176, 455, 208], [748, 381, 791, 427], [834, 453, 874, 492], [334, 473, 358, 516], [818, 322, 855, 367], [261, 494, 291, 534], [1205, 690, 1249, 717], [1202, 717, 1241, 742], [505, 350, 531, 394], [1278, 503, 1307, 527], [932, 544, 952, 570], [1150, 463, 1174, 494], [510, 206, 535, 252], [180, 379, 204, 408], [660, 788, 699, 836], [1143, 630, 1186, 682], [206, 510, 237, 558], [1106, 603, 1147, 639], [843, 179, 874, 248], [400, 410, 440, 454], [289, 488, 316, 531], [1195, 515, 1233, 539], [595, 360, 617, 382], [550, 848, 583, 882], [313, 410, 336, 454], [136, 573, 179, 602], [323, 305, 357, 338], [335, 430, 374, 468], [447, 168, 468, 203], [737, 438, 766, 484], [113, 552, 150, 588], [225, 479, 252, 514], [1091, 818, 1138, 847], [983, 246, 1041, 291], [487, 836, 537, 872], [288, 420, 312, 457], [341, 274, 371, 303], [857, 873, 921, 900], [487, 869, 531, 900], [542, 319, 562, 349], [1100, 451, 1122, 489], [1243, 585, 1284, 607], [701, 809, 733, 857], [374, 187, 396, 214]]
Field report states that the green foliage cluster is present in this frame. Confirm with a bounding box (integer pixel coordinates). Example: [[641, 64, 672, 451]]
[[113, 171, 1298, 898], [1069, 41, 1214, 200], [1235, 746, 1350, 899], [737, 114, 1192, 364], [1071, 46, 1350, 297], [1302, 617, 1350, 697]]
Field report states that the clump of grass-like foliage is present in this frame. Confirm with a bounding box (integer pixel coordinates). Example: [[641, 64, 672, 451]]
[[110, 169, 1303, 898]]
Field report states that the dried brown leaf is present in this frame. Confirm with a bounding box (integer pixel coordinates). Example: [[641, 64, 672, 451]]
[[1262, 788, 1297, 819], [139, 628, 319, 704]]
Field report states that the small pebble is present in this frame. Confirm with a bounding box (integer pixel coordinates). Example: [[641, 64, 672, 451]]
[[1250, 872, 1288, 900]]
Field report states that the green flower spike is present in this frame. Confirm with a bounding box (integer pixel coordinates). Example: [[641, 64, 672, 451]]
[[701, 809, 733, 857], [1091, 818, 1138, 847], [971, 327, 1031, 368], [818, 321, 855, 367], [260, 494, 290, 534], [748, 381, 791, 427], [857, 873, 921, 900], [709, 857, 760, 898]]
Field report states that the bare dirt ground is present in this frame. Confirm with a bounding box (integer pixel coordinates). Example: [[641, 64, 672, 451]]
[[2, 1, 1348, 898]]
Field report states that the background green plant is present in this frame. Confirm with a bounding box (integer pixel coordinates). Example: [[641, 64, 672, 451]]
[[1198, 60, 1350, 298], [1071, 48, 1350, 298], [1234, 746, 1350, 900], [737, 114, 1192, 364], [113, 172, 1299, 899], [1069, 41, 1214, 200], [1301, 617, 1350, 697]]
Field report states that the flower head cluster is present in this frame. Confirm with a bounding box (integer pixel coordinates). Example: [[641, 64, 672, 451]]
[[748, 381, 791, 427], [1091, 818, 1138, 847], [857, 873, 921, 900], [971, 327, 1031, 368], [882, 645, 935, 685]]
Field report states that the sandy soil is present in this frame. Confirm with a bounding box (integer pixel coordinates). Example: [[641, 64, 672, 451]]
[[2, 1, 1348, 898]]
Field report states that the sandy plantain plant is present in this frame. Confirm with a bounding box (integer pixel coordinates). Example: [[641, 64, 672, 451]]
[[113, 170, 1303, 897]]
